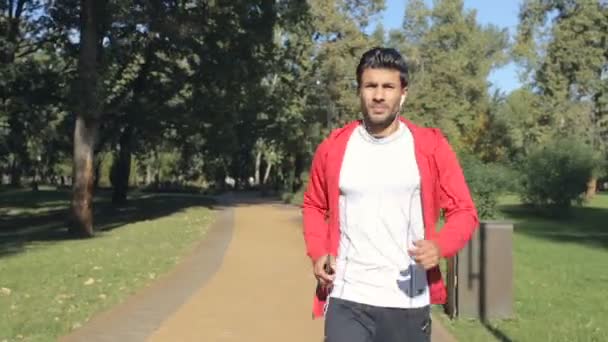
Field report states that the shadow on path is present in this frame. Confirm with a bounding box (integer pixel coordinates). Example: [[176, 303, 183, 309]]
[[0, 189, 217, 258], [500, 204, 608, 250]]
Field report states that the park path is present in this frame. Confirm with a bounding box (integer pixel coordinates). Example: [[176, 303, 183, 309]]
[[61, 195, 457, 342], [147, 200, 324, 341]]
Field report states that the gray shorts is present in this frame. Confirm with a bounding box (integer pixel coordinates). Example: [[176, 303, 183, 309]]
[[324, 297, 432, 342]]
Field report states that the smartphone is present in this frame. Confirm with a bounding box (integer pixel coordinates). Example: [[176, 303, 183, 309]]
[[324, 260, 335, 275]]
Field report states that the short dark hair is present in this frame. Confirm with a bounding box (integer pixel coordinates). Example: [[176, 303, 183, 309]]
[[356, 47, 409, 89]]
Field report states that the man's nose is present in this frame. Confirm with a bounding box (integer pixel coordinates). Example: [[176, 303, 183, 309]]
[[373, 88, 385, 102]]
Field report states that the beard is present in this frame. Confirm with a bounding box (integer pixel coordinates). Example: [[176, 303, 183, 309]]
[[362, 102, 400, 132]]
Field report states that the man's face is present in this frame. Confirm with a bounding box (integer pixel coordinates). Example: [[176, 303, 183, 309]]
[[359, 68, 407, 127]]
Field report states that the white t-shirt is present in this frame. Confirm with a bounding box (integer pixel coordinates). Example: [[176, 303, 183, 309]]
[[329, 121, 430, 308]]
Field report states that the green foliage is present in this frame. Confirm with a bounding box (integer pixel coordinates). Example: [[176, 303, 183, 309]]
[[480, 88, 552, 162], [280, 171, 310, 205], [98, 153, 114, 187], [459, 153, 516, 219], [515, 0, 608, 151], [521, 136, 599, 210], [2, 0, 606, 209], [394, 0, 509, 152]]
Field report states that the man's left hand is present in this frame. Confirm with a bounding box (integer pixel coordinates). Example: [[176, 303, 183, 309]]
[[408, 240, 441, 270]]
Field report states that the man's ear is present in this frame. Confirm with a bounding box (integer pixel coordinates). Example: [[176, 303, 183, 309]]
[[400, 86, 409, 107]]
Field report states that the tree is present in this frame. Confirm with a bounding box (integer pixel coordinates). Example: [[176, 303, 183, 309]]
[[392, 0, 509, 152], [515, 0, 608, 196], [69, 0, 107, 237], [480, 88, 554, 163], [261, 0, 384, 193], [1, 0, 65, 186], [308, 0, 384, 129]]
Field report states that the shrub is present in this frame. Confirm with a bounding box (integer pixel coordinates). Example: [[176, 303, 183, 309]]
[[459, 153, 515, 219], [520, 137, 598, 210], [282, 171, 308, 206]]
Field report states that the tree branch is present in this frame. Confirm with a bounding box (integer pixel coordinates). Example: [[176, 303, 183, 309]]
[[8, 0, 14, 19], [23, 0, 43, 14], [15, 0, 25, 19], [15, 35, 55, 58]]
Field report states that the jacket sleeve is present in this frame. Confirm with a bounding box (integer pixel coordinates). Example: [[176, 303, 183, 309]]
[[432, 130, 479, 258], [302, 139, 330, 262]]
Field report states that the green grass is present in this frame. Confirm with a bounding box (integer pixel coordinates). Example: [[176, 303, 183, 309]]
[[436, 193, 608, 342], [0, 188, 216, 342]]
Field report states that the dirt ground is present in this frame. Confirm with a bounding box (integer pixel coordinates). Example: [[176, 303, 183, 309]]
[[147, 203, 324, 341]]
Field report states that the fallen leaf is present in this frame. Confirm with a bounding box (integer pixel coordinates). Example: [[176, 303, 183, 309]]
[[0, 287, 11, 295], [84, 278, 95, 286]]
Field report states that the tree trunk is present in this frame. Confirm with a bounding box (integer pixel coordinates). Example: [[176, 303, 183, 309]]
[[4, 1, 26, 187], [284, 155, 295, 193], [586, 177, 597, 199], [263, 161, 272, 185], [31, 163, 39, 191], [145, 164, 153, 185], [1, 0, 25, 64], [7, 117, 27, 187], [93, 156, 103, 190], [69, 0, 104, 237], [10, 158, 21, 186], [295, 152, 306, 189], [254, 150, 262, 185], [70, 117, 98, 237], [112, 126, 133, 205], [110, 37, 152, 201], [153, 149, 160, 188]]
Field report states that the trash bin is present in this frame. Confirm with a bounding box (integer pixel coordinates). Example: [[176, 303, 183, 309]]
[[445, 220, 514, 320]]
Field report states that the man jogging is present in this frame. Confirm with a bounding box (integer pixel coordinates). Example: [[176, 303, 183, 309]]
[[302, 47, 479, 342]]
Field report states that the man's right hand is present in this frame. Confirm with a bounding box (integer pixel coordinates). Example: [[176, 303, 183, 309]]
[[313, 254, 336, 286]]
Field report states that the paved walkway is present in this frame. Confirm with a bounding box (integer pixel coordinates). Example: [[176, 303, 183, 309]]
[[61, 196, 457, 342]]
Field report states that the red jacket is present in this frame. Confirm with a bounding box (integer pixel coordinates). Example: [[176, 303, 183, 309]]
[[302, 117, 479, 318]]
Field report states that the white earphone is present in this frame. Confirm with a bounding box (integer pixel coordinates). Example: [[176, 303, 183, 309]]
[[399, 94, 406, 109]]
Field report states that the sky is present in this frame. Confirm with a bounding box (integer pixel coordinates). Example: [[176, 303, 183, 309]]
[[377, 0, 523, 93]]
